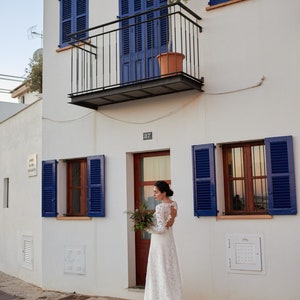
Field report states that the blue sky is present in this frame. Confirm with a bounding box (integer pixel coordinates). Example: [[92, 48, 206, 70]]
[[0, 0, 43, 102]]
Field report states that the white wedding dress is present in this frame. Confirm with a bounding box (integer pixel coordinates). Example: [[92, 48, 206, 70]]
[[144, 201, 183, 300]]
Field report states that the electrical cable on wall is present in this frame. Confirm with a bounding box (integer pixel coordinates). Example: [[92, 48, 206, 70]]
[[97, 94, 199, 125], [97, 75, 265, 124], [42, 76, 265, 124], [204, 75, 265, 95], [42, 111, 94, 123]]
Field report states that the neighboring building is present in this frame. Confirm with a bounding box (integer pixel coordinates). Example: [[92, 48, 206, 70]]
[[0, 99, 42, 285], [11, 82, 41, 105], [0, 66, 43, 286], [0, 73, 41, 122], [1, 0, 300, 299]]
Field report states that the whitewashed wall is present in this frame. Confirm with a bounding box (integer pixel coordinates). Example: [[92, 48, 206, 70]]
[[0, 100, 42, 286], [41, 0, 300, 299]]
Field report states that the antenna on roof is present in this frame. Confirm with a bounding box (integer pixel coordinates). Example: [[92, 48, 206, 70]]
[[27, 25, 43, 47]]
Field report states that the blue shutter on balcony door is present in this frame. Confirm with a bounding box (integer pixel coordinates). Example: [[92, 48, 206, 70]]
[[192, 144, 217, 217], [60, 0, 88, 47], [119, 0, 130, 83], [119, 0, 168, 83], [87, 155, 105, 217], [265, 136, 297, 215], [159, 0, 168, 51], [42, 160, 57, 217]]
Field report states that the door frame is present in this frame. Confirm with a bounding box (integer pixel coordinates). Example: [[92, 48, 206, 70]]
[[133, 150, 170, 286]]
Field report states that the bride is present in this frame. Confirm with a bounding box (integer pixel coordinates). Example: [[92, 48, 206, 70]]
[[144, 181, 183, 300]]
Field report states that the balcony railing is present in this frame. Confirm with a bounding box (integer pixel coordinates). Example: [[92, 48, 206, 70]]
[[69, 2, 203, 109]]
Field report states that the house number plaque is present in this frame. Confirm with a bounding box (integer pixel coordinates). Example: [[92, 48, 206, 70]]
[[143, 132, 153, 140]]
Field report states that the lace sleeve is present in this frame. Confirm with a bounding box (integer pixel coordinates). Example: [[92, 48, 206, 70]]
[[146, 204, 167, 234]]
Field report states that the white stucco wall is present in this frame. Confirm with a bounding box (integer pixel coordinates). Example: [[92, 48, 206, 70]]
[[40, 0, 300, 299], [0, 100, 42, 286]]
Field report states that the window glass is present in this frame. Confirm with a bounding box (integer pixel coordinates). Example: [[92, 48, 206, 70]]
[[252, 145, 267, 211], [71, 189, 81, 214], [71, 161, 81, 186], [230, 180, 245, 211], [223, 141, 267, 214], [141, 155, 170, 181], [141, 185, 156, 210], [3, 178, 9, 208], [229, 147, 244, 178], [67, 159, 87, 216]]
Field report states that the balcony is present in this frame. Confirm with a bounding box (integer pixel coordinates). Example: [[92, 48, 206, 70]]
[[69, 2, 203, 109]]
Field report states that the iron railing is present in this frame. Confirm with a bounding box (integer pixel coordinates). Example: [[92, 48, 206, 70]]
[[69, 2, 202, 97]]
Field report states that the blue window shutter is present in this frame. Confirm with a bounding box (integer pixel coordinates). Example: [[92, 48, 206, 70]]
[[87, 155, 105, 217], [60, 0, 72, 46], [42, 160, 57, 217], [76, 0, 88, 39], [192, 144, 217, 217], [265, 136, 297, 215], [209, 0, 230, 6], [60, 0, 88, 47]]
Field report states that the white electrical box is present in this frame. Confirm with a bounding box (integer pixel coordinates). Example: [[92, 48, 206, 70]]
[[226, 234, 263, 273], [64, 245, 86, 275]]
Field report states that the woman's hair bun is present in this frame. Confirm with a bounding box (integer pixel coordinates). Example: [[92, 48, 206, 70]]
[[155, 180, 174, 197]]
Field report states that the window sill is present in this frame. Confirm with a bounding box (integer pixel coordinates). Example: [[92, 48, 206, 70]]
[[216, 215, 272, 220], [56, 216, 92, 221], [56, 45, 73, 53], [56, 39, 91, 53], [206, 0, 246, 11], [128, 286, 145, 293]]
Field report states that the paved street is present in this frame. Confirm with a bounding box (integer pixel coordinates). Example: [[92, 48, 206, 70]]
[[0, 272, 125, 300]]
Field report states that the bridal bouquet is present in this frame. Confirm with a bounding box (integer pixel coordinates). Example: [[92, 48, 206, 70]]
[[126, 203, 154, 232]]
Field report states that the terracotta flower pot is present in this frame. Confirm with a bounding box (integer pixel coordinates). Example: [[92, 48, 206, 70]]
[[157, 52, 185, 76]]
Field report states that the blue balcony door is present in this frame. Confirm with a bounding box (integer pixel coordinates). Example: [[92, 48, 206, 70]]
[[119, 0, 168, 84]]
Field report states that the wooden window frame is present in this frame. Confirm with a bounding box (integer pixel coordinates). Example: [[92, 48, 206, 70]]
[[192, 136, 296, 218], [222, 140, 267, 215], [67, 158, 88, 216], [42, 156, 105, 218]]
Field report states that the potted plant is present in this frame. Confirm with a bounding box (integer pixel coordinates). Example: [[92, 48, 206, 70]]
[[157, 0, 189, 76]]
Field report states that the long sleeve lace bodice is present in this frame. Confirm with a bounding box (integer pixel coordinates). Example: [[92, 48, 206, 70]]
[[147, 201, 178, 234]]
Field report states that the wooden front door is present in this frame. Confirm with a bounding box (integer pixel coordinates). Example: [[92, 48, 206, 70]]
[[134, 151, 170, 286]]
